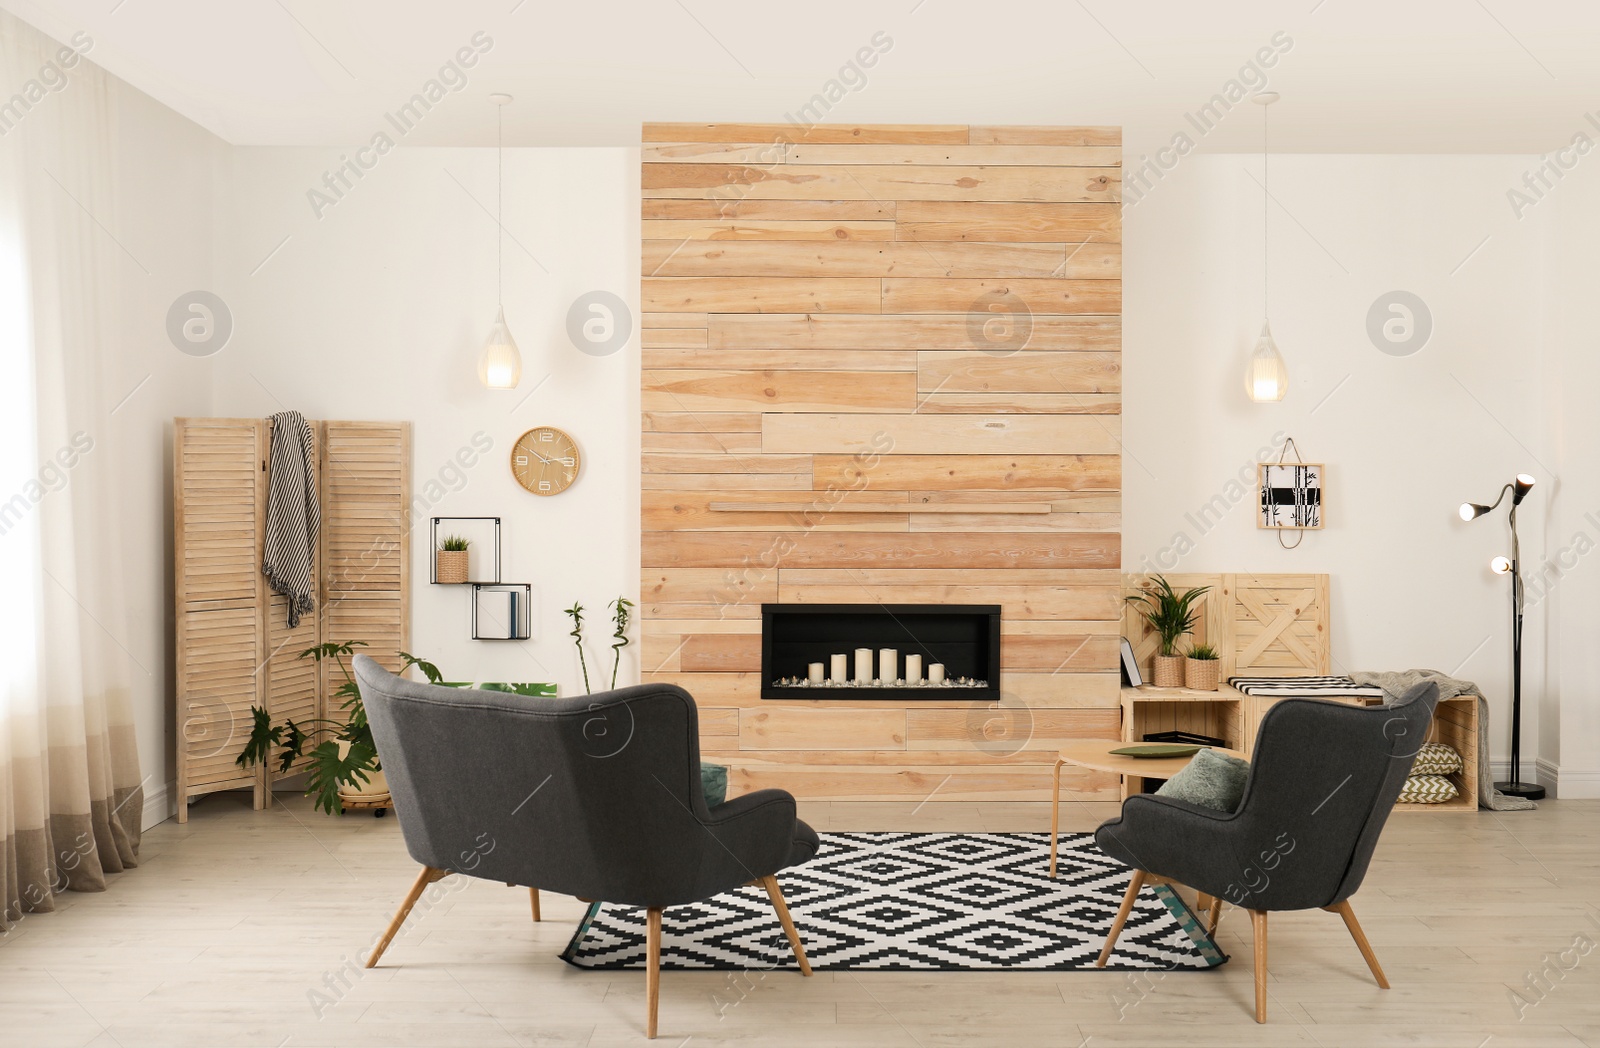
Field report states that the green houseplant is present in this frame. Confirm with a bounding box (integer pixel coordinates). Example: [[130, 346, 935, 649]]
[[1185, 642, 1220, 691], [1126, 576, 1210, 688], [563, 595, 635, 693], [436, 535, 470, 584], [236, 641, 443, 814]]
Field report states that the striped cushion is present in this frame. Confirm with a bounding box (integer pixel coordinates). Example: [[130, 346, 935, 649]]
[[1412, 742, 1463, 776], [1397, 774, 1459, 804], [1227, 675, 1388, 699]]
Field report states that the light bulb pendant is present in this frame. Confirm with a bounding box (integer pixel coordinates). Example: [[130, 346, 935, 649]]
[[477, 93, 521, 390], [1246, 320, 1288, 402], [479, 305, 522, 389]]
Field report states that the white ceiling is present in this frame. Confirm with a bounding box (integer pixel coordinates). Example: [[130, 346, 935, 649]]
[[3, 0, 1596, 153]]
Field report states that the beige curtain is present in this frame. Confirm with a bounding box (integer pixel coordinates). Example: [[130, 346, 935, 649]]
[[0, 11, 143, 934]]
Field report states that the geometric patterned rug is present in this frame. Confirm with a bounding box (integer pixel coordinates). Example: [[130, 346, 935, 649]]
[[561, 832, 1227, 971]]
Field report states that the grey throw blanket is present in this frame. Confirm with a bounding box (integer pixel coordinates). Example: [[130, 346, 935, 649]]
[[1350, 669, 1536, 811], [263, 411, 320, 628]]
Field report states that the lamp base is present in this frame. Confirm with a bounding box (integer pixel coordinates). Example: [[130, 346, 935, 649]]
[[1494, 780, 1546, 800]]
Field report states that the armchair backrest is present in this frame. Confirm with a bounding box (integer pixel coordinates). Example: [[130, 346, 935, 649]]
[[1234, 681, 1438, 909], [354, 655, 714, 905]]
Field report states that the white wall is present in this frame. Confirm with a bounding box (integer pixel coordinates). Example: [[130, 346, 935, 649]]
[[101, 124, 1600, 813], [101, 67, 225, 828], [1123, 154, 1557, 788], [1543, 164, 1600, 797], [214, 147, 640, 700]]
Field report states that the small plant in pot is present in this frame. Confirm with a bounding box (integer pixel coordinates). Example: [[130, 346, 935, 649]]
[[1126, 575, 1210, 688], [1185, 642, 1220, 691], [436, 535, 470, 584]]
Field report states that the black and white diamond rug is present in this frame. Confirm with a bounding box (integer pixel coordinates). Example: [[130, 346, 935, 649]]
[[561, 832, 1227, 972]]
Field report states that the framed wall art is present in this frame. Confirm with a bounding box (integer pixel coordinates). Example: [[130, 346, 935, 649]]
[[1258, 461, 1324, 530]]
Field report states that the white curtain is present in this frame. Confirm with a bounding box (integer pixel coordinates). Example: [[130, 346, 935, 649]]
[[0, 10, 142, 933]]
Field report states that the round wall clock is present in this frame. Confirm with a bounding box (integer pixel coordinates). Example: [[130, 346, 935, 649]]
[[511, 426, 581, 496]]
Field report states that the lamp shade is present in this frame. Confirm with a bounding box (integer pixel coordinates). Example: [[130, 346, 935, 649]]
[[1513, 473, 1535, 504], [478, 306, 522, 390], [1459, 502, 1491, 521], [1491, 556, 1513, 575], [1245, 321, 1288, 402]]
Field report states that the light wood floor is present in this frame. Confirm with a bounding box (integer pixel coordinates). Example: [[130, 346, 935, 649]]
[[4, 793, 1599, 1046]]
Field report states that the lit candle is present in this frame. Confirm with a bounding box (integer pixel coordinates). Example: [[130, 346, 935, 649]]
[[807, 662, 824, 684], [906, 654, 923, 682], [830, 653, 848, 683], [855, 648, 874, 682], [879, 648, 898, 683], [929, 663, 946, 685]]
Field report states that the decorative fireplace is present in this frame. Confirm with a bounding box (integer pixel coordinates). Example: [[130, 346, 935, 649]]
[[761, 604, 1002, 701]]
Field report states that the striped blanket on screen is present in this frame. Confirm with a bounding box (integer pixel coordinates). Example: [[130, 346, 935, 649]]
[[263, 411, 320, 628], [1226, 675, 1387, 699]]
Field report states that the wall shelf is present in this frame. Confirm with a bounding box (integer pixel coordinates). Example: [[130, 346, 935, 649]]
[[472, 583, 533, 641], [431, 517, 529, 641], [429, 516, 501, 584]]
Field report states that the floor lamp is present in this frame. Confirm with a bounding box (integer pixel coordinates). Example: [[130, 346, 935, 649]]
[[1459, 473, 1545, 800]]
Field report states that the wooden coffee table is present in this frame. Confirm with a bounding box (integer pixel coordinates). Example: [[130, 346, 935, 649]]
[[1049, 739, 1247, 878]]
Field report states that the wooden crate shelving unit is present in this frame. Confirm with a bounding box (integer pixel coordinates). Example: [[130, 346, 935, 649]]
[[1118, 684, 1246, 797], [1120, 572, 1478, 812]]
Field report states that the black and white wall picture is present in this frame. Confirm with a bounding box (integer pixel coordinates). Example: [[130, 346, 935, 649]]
[[1258, 463, 1323, 529]]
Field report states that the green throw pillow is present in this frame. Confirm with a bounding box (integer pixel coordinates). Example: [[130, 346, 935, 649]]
[[1155, 748, 1251, 813], [699, 762, 729, 808]]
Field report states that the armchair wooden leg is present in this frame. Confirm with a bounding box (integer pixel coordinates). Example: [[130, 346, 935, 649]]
[[759, 875, 813, 976], [1249, 909, 1268, 1023], [1096, 869, 1146, 968], [529, 887, 541, 923], [366, 865, 447, 968], [1049, 760, 1063, 878], [1207, 894, 1223, 936], [1325, 899, 1389, 989], [645, 907, 662, 1039]]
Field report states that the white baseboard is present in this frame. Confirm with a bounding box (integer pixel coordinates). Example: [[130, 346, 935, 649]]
[[1552, 767, 1600, 799], [1487, 757, 1563, 797], [141, 780, 174, 831]]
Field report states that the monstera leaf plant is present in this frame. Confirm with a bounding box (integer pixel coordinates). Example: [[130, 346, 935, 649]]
[[236, 641, 442, 814]]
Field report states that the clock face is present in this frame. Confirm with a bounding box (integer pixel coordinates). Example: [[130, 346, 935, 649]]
[[511, 427, 580, 496]]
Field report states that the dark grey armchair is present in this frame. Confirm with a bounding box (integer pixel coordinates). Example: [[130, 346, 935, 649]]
[[1094, 681, 1439, 1022], [352, 655, 819, 1038]]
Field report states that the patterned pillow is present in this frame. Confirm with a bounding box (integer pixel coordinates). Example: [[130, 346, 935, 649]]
[[1412, 742, 1463, 776], [1398, 774, 1459, 804]]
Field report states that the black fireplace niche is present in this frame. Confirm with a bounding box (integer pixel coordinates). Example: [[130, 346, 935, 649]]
[[761, 604, 1001, 701]]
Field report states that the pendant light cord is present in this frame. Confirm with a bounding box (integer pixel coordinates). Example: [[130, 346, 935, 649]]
[[496, 102, 504, 307], [1262, 100, 1269, 318]]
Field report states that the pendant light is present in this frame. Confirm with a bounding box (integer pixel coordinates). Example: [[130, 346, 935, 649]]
[[1246, 91, 1288, 403], [478, 93, 522, 390]]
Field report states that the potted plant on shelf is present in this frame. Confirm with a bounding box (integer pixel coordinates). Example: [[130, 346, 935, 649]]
[[1126, 575, 1210, 688], [1185, 643, 1221, 691], [436, 534, 470, 584]]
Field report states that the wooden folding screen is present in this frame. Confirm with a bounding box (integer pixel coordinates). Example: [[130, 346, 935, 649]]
[[173, 418, 411, 820]]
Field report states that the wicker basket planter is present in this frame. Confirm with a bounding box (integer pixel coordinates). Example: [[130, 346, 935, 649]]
[[1184, 657, 1220, 691], [1152, 654, 1185, 688], [336, 740, 389, 810], [436, 550, 469, 584]]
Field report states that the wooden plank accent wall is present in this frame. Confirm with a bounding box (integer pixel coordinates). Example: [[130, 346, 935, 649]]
[[641, 123, 1123, 803]]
